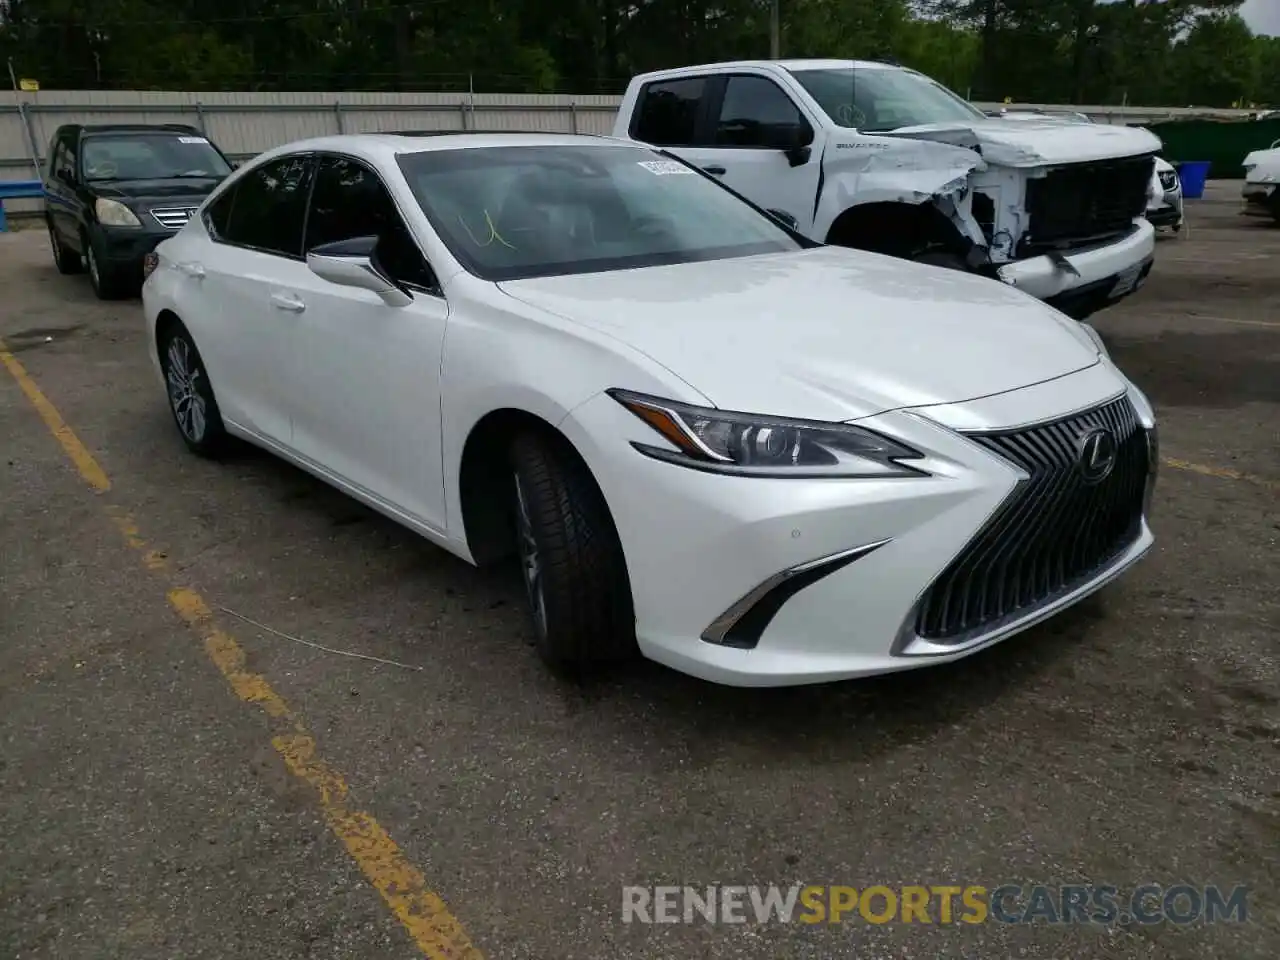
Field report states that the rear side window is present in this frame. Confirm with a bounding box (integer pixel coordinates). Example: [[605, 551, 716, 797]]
[[305, 155, 436, 290], [220, 154, 315, 257], [203, 186, 236, 239], [631, 78, 706, 146]]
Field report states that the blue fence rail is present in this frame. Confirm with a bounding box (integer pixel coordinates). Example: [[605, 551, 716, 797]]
[[0, 180, 44, 232]]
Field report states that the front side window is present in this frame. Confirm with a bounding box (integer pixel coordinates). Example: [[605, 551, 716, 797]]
[[220, 154, 314, 257], [631, 78, 707, 146], [789, 66, 986, 132], [79, 133, 233, 182], [397, 144, 802, 282], [714, 76, 809, 147], [305, 155, 436, 290]]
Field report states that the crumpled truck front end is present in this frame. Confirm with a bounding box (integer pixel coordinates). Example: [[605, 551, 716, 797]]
[[817, 119, 1161, 319]]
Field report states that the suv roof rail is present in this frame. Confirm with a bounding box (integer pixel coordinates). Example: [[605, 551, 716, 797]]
[[81, 122, 204, 134], [383, 129, 602, 138]]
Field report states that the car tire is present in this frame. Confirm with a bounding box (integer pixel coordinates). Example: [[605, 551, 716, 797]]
[[159, 321, 229, 458], [48, 221, 83, 275], [84, 231, 133, 300], [509, 431, 636, 673]]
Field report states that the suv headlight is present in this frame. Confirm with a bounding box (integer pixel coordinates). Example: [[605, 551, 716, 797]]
[[609, 389, 926, 478], [95, 198, 142, 228]]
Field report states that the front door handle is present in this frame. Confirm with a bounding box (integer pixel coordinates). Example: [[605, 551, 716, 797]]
[[176, 261, 205, 279], [702, 165, 727, 176], [270, 292, 306, 313]]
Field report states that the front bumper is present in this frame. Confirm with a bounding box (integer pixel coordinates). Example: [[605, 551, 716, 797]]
[[995, 219, 1156, 304], [562, 368, 1157, 687], [93, 224, 174, 275], [1242, 182, 1278, 218], [1146, 190, 1184, 227]]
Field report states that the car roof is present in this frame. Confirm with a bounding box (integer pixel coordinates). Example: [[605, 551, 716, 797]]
[[246, 131, 642, 167], [75, 123, 204, 136], [632, 58, 902, 82]]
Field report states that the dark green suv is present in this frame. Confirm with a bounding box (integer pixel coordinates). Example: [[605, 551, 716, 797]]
[[43, 123, 235, 299]]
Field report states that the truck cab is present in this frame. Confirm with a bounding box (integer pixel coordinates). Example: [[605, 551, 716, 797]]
[[613, 59, 1162, 319]]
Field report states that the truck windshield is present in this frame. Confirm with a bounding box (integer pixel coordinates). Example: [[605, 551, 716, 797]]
[[81, 133, 232, 182], [397, 144, 803, 281], [788, 66, 987, 132]]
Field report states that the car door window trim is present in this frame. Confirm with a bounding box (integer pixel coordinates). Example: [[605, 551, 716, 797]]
[[308, 149, 445, 300], [207, 150, 316, 262]]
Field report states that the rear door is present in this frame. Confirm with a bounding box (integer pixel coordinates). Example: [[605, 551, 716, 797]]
[[45, 133, 81, 248], [196, 152, 316, 444]]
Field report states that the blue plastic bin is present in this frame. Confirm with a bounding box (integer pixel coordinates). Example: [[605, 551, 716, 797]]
[[1176, 160, 1211, 200]]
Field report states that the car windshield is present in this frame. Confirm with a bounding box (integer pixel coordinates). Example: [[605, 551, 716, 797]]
[[396, 144, 802, 281], [789, 66, 987, 132], [81, 133, 232, 182]]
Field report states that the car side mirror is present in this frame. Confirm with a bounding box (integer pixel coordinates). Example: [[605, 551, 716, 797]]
[[770, 125, 813, 168], [306, 235, 412, 307]]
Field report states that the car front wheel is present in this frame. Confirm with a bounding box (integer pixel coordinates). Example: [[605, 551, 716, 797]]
[[509, 432, 636, 673], [159, 321, 228, 457], [85, 232, 132, 300]]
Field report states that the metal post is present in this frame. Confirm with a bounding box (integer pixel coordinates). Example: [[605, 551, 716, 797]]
[[17, 103, 42, 179], [459, 102, 469, 131], [769, 0, 780, 60], [194, 102, 207, 134], [334, 101, 345, 134], [569, 101, 578, 134]]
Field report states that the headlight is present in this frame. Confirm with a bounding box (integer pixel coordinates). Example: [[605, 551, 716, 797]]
[[1080, 322, 1110, 358], [608, 389, 926, 478], [95, 198, 142, 228]]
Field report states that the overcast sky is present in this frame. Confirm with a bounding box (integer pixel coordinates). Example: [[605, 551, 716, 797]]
[[1242, 0, 1279, 36]]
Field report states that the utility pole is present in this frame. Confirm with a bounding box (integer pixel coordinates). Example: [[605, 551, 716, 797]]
[[770, 0, 780, 60]]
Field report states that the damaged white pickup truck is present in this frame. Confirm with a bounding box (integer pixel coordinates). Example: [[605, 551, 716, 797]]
[[614, 59, 1161, 319]]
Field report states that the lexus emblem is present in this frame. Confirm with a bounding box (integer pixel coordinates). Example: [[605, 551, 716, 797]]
[[1078, 427, 1117, 484]]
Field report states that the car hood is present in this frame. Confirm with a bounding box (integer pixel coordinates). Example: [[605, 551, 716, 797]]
[[498, 248, 1101, 422], [880, 117, 1162, 167], [90, 177, 224, 203], [1243, 146, 1280, 181]]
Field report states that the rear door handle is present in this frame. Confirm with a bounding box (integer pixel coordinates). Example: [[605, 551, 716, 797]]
[[176, 261, 205, 279], [702, 165, 727, 176], [270, 292, 306, 313]]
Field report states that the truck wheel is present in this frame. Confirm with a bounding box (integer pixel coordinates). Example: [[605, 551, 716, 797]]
[[509, 431, 636, 674]]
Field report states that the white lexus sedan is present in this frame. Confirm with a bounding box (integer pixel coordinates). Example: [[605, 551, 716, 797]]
[[142, 132, 1158, 687]]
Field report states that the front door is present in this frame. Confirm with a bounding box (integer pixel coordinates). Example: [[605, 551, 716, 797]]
[[676, 74, 824, 235], [288, 154, 449, 532]]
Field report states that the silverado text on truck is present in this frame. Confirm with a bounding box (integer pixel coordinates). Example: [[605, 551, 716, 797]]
[[614, 59, 1162, 319]]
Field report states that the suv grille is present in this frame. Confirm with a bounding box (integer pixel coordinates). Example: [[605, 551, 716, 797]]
[[150, 207, 196, 230], [1019, 155, 1155, 255], [914, 395, 1149, 644]]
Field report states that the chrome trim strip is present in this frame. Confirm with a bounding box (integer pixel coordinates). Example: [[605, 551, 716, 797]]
[[701, 538, 892, 648]]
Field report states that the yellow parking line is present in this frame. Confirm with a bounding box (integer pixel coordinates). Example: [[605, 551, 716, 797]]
[[0, 340, 483, 960], [1163, 457, 1278, 492]]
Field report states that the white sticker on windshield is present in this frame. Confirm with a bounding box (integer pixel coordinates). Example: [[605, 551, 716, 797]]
[[637, 160, 693, 176], [178, 136, 209, 144]]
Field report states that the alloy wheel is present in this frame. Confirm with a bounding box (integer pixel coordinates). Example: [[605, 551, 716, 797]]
[[513, 474, 549, 639], [165, 336, 208, 443]]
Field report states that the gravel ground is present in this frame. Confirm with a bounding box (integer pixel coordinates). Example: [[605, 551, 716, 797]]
[[1, 182, 1276, 959]]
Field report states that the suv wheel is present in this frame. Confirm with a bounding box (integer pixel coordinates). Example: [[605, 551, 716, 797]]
[[48, 221, 83, 274], [85, 233, 131, 300], [509, 432, 636, 673]]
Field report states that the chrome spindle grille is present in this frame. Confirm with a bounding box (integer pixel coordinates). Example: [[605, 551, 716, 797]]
[[915, 395, 1150, 644], [150, 207, 195, 230]]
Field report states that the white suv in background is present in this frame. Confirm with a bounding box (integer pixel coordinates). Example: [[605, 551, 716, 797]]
[[614, 59, 1162, 319], [1242, 142, 1280, 221]]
